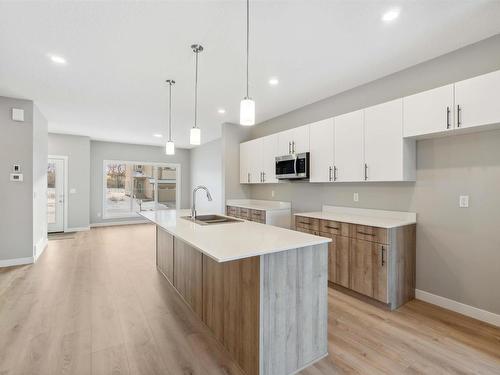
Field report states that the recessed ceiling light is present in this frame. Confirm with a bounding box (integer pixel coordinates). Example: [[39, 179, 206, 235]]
[[269, 77, 279, 86], [382, 9, 400, 22], [49, 54, 67, 65], [217, 108, 226, 114], [153, 133, 163, 138]]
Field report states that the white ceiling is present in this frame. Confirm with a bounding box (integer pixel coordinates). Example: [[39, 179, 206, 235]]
[[1, 1, 500, 148]]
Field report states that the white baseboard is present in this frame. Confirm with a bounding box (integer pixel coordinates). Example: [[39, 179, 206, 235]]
[[34, 237, 48, 262], [90, 219, 149, 228], [65, 226, 90, 232], [415, 289, 500, 327], [0, 257, 34, 268]]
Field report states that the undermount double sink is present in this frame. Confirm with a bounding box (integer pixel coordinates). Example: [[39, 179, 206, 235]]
[[181, 214, 243, 226]]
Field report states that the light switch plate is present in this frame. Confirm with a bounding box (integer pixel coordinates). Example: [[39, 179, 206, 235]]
[[12, 108, 24, 122], [12, 164, 21, 172], [353, 192, 359, 202], [459, 195, 469, 208]]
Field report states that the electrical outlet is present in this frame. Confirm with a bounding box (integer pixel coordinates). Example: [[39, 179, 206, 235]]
[[353, 192, 359, 202], [459, 195, 469, 208]]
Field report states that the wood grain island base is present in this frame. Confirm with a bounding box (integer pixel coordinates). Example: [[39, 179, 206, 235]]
[[156, 226, 328, 375]]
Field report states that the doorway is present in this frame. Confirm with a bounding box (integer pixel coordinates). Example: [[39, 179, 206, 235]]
[[47, 157, 66, 233]]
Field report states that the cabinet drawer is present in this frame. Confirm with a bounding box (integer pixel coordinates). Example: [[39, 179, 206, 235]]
[[295, 216, 320, 231], [319, 220, 350, 237], [226, 206, 240, 218], [251, 209, 265, 223], [353, 225, 388, 244], [239, 208, 250, 219], [295, 226, 319, 236]]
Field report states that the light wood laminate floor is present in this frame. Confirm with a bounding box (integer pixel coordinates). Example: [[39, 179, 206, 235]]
[[0, 224, 499, 375]]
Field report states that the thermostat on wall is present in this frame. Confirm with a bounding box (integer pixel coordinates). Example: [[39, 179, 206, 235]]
[[10, 173, 23, 182]]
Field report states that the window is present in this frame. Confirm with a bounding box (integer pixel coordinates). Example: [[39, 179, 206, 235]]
[[103, 160, 180, 219]]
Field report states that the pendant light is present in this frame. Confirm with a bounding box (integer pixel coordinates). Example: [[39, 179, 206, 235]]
[[165, 79, 175, 155], [240, 0, 255, 126], [190, 44, 203, 145]]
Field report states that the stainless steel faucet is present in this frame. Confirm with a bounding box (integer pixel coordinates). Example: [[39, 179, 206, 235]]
[[191, 185, 213, 219]]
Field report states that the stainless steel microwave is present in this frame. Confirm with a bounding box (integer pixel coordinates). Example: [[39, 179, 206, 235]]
[[275, 152, 310, 180]]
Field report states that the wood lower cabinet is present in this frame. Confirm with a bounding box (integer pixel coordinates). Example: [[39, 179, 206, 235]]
[[295, 215, 415, 309], [157, 227, 174, 282], [226, 205, 266, 224], [321, 232, 349, 288], [173, 237, 203, 318]]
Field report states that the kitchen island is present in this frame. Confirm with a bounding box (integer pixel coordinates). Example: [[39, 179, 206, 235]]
[[140, 209, 331, 375]]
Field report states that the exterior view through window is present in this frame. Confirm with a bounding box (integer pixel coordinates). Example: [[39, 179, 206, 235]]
[[103, 161, 179, 219]]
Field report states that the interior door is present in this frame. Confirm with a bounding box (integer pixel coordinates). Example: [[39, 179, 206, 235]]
[[47, 158, 65, 233]]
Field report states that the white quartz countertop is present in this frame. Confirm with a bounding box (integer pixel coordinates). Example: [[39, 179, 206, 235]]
[[295, 206, 417, 229], [140, 209, 330, 263], [226, 199, 291, 211]]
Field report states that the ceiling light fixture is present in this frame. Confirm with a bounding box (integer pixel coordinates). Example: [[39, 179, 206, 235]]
[[269, 77, 279, 86], [218, 108, 226, 114], [153, 133, 163, 138], [382, 9, 400, 22], [49, 54, 67, 65], [165, 79, 175, 155], [240, 0, 255, 126], [190, 44, 203, 145]]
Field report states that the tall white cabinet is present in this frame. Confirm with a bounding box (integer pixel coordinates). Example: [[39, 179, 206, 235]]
[[334, 110, 365, 182], [309, 118, 334, 182], [277, 124, 309, 155]]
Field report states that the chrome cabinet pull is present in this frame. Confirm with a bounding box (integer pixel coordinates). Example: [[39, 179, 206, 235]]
[[262, 172, 265, 182], [247, 172, 250, 183], [364, 163, 368, 181], [334, 166, 338, 181], [457, 105, 462, 127], [381, 246, 385, 267], [446, 106, 450, 129], [328, 166, 333, 181], [288, 141, 291, 154]]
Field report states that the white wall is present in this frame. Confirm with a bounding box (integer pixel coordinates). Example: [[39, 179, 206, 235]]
[[48, 133, 90, 230], [190, 138, 222, 213]]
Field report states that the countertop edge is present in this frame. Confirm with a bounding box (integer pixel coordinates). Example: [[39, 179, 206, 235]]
[[294, 211, 417, 229]]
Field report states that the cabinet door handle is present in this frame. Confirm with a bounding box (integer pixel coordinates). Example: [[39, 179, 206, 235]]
[[357, 231, 374, 236], [334, 166, 338, 181], [262, 172, 265, 182], [247, 172, 250, 183], [328, 166, 332, 181], [381, 246, 385, 267], [364, 163, 368, 181], [457, 105, 462, 128], [446, 106, 450, 129], [325, 225, 339, 230], [292, 141, 295, 153]]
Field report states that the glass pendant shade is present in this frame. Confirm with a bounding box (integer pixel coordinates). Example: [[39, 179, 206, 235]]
[[240, 98, 255, 126], [165, 140, 175, 155], [190, 127, 201, 145]]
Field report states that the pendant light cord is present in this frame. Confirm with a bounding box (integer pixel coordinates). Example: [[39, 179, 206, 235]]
[[194, 49, 199, 129], [168, 82, 172, 142], [246, 0, 249, 98]]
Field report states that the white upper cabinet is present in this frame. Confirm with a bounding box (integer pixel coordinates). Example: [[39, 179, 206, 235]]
[[277, 124, 310, 155], [240, 141, 251, 183], [248, 138, 263, 184], [403, 84, 455, 137], [309, 118, 334, 182], [334, 110, 364, 182], [454, 69, 500, 129], [364, 99, 415, 181], [261, 134, 279, 183]]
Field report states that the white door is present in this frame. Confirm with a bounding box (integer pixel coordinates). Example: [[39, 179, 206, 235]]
[[454, 69, 500, 129], [240, 142, 250, 183], [309, 118, 334, 182], [403, 84, 455, 137], [47, 158, 65, 232], [291, 124, 310, 154], [261, 134, 278, 183], [334, 110, 364, 182], [248, 138, 263, 183], [364, 99, 404, 181], [277, 128, 294, 156]]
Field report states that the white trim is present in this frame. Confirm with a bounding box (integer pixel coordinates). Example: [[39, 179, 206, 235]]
[[0, 257, 33, 268], [65, 226, 90, 232], [34, 237, 48, 262], [90, 219, 150, 228], [48, 155, 69, 233], [415, 289, 500, 327], [102, 160, 181, 220]]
